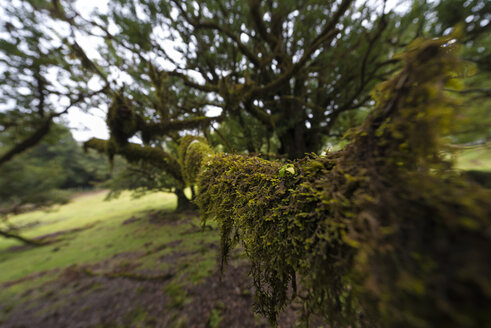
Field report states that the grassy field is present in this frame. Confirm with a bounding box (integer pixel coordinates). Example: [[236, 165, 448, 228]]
[[0, 190, 297, 327], [454, 143, 491, 171], [0, 191, 243, 327], [0, 191, 176, 281]]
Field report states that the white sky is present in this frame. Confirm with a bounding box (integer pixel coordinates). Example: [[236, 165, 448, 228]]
[[65, 0, 110, 141]]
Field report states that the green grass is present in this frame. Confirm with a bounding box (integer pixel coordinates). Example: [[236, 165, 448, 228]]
[[0, 189, 223, 325], [0, 191, 180, 283], [163, 283, 191, 309], [207, 308, 224, 328], [455, 143, 491, 171]]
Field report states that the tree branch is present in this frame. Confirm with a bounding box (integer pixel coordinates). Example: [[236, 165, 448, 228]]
[[249, 0, 353, 97], [171, 0, 262, 68], [0, 229, 44, 246], [0, 119, 52, 166], [84, 138, 183, 183]]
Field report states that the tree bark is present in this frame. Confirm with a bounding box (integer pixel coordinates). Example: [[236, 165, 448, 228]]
[[278, 127, 309, 159], [190, 185, 197, 200], [175, 188, 195, 211]]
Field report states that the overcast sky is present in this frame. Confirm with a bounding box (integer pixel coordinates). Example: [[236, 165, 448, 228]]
[[61, 0, 110, 142]]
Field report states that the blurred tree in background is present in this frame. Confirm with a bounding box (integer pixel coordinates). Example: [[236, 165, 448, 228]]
[[0, 124, 71, 218], [1, 0, 489, 163], [0, 123, 112, 216], [431, 0, 491, 143], [0, 0, 489, 231], [0, 123, 111, 243], [0, 0, 107, 166]]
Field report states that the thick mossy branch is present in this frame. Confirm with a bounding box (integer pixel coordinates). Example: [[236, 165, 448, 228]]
[[106, 90, 222, 145], [84, 138, 183, 183], [106, 93, 143, 145], [188, 38, 491, 327], [178, 135, 214, 185]]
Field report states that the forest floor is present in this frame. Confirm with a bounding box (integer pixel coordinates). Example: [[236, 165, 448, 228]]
[[0, 191, 300, 328]]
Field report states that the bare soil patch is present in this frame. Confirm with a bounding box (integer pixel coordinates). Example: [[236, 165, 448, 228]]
[[0, 261, 300, 328]]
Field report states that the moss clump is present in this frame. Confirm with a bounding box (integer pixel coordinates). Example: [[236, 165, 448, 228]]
[[106, 93, 143, 145], [178, 135, 210, 186], [191, 37, 491, 327], [182, 141, 214, 186]]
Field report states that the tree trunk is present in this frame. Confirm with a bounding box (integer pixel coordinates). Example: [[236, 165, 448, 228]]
[[278, 127, 308, 159], [278, 123, 322, 159], [191, 185, 197, 200], [0, 229, 44, 246], [175, 188, 195, 211]]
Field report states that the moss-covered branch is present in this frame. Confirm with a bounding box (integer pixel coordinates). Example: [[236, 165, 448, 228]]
[[180, 38, 491, 327], [84, 138, 183, 184], [178, 135, 214, 186]]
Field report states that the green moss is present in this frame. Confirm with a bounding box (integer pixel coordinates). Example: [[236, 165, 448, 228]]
[[192, 37, 491, 327], [178, 135, 214, 186], [106, 93, 142, 145]]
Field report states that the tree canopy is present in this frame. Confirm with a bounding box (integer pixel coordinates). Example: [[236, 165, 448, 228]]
[[1, 0, 489, 162], [0, 0, 108, 166], [0, 0, 490, 325]]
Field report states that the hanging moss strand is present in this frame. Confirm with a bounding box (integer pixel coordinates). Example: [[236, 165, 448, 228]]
[[178, 38, 491, 327]]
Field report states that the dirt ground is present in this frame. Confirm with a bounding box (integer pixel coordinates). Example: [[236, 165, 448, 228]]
[[0, 258, 299, 328], [0, 209, 305, 328]]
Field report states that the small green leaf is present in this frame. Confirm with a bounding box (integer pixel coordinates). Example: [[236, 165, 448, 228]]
[[279, 164, 295, 177], [285, 166, 295, 175]]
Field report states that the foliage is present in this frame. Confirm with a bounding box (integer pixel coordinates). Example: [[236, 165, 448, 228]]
[[1, 0, 452, 159], [84, 138, 182, 181], [191, 39, 491, 326], [209, 109, 278, 155], [1, 0, 489, 165], [0, 1, 107, 165], [0, 125, 110, 217], [83, 137, 196, 210], [0, 153, 69, 216], [430, 0, 491, 143], [103, 160, 177, 200], [0, 0, 490, 324]]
